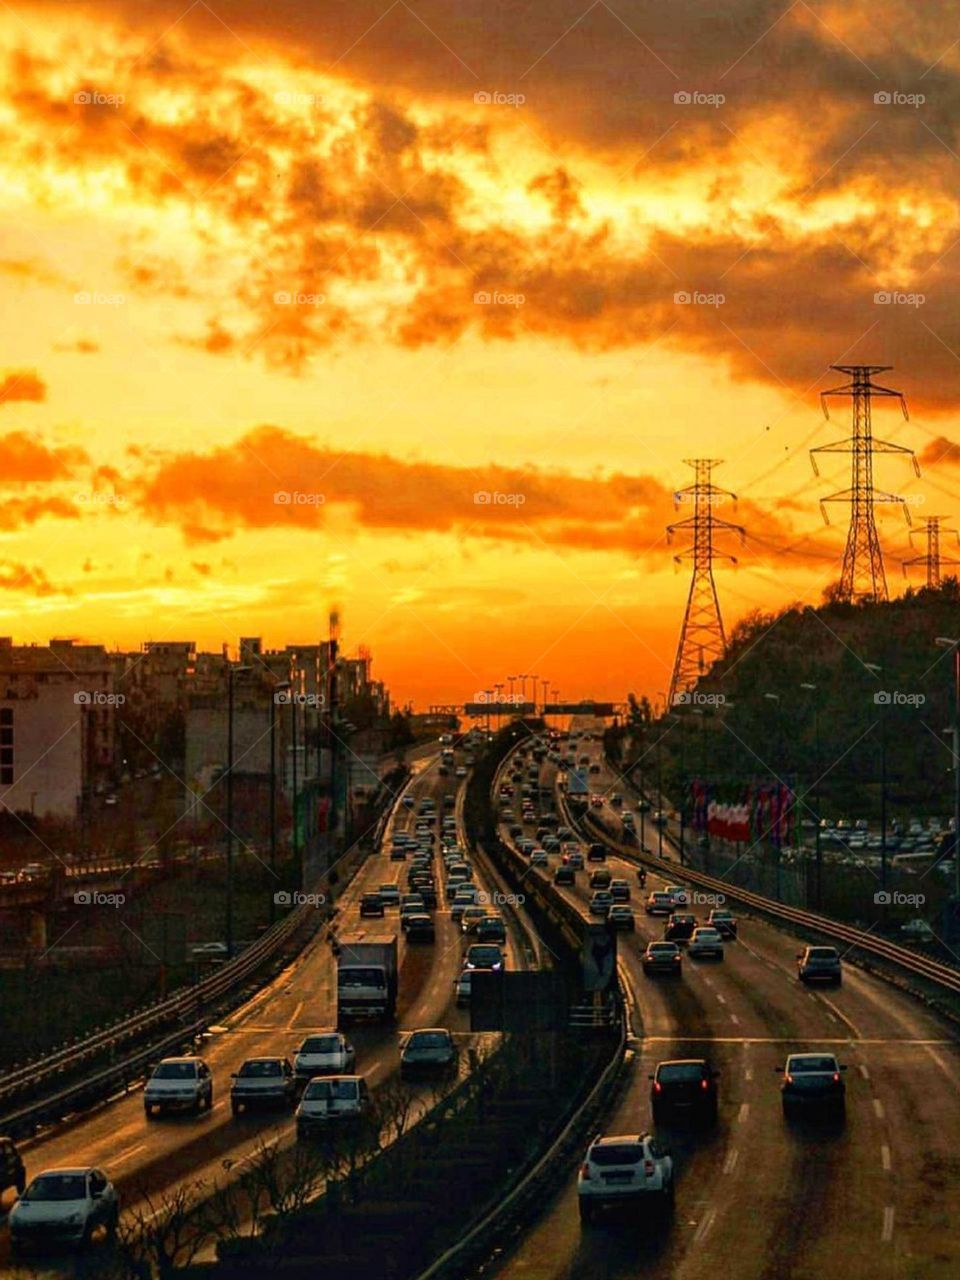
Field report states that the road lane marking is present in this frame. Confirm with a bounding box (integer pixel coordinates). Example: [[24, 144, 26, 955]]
[[881, 1144, 891, 1171], [286, 1000, 304, 1029], [744, 1068, 753, 1081], [730, 1014, 740, 1026], [873, 1098, 885, 1120], [716, 994, 727, 1005], [882, 1206, 895, 1242], [723, 1148, 739, 1175], [693, 1205, 717, 1244], [859, 1064, 871, 1081], [112, 1143, 146, 1166], [737, 1103, 750, 1123]]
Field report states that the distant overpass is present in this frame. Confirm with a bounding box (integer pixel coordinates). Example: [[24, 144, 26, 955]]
[[430, 701, 623, 719]]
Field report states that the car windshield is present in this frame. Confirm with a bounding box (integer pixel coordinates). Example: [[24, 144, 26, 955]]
[[658, 1062, 707, 1082], [408, 1032, 449, 1049], [240, 1060, 282, 1077], [590, 1144, 643, 1167], [300, 1036, 341, 1054], [790, 1056, 837, 1073], [153, 1062, 197, 1079], [468, 947, 501, 965], [25, 1174, 87, 1201], [338, 968, 385, 988], [304, 1079, 358, 1101]]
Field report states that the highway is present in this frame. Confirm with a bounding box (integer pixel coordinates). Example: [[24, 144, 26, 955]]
[[1, 740, 527, 1268], [493, 722, 960, 1280]]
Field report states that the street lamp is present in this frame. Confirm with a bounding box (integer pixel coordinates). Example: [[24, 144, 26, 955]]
[[935, 637, 960, 902], [864, 662, 888, 892], [800, 682, 822, 910], [226, 662, 253, 958], [494, 681, 504, 732]]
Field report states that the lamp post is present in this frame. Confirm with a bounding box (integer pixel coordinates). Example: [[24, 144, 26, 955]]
[[226, 662, 252, 957], [864, 663, 888, 893], [935, 637, 960, 903], [494, 682, 504, 733], [763, 692, 783, 900], [541, 678, 549, 716], [800, 682, 822, 911]]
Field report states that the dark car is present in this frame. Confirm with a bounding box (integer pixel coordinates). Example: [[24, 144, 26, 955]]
[[400, 1028, 458, 1080], [587, 843, 607, 862], [778, 1053, 846, 1117], [650, 1059, 719, 1125], [404, 913, 436, 942], [554, 865, 576, 885], [609, 878, 631, 902], [707, 908, 738, 938], [464, 943, 504, 971], [608, 905, 635, 931], [642, 941, 682, 976], [476, 916, 506, 944], [0, 1135, 25, 1199], [360, 892, 384, 918], [663, 912, 698, 943], [589, 869, 612, 890], [797, 945, 842, 986]]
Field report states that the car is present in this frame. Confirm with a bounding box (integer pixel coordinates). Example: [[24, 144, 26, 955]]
[[460, 905, 490, 933], [402, 795, 416, 809], [663, 884, 689, 906], [554, 865, 576, 886], [9, 1167, 119, 1253], [451, 891, 478, 923], [455, 765, 467, 777], [621, 812, 635, 829], [577, 1133, 673, 1224], [476, 916, 507, 943], [296, 1075, 370, 1135], [642, 941, 682, 976], [104, 794, 119, 807], [590, 795, 604, 808], [401, 1028, 458, 1079], [587, 843, 607, 862], [390, 842, 408, 860], [0, 1134, 25, 1199], [609, 878, 631, 903], [589, 868, 611, 889], [230, 1057, 296, 1114], [378, 884, 401, 907], [293, 1031, 356, 1080], [144, 1056, 213, 1117], [706, 908, 738, 938], [610, 793, 623, 808], [650, 1059, 719, 1125], [360, 892, 385, 918], [797, 945, 842, 986], [644, 891, 674, 916], [464, 943, 504, 971], [608, 905, 635, 931], [687, 926, 724, 960], [778, 1053, 847, 1118], [454, 969, 477, 1005], [530, 850, 549, 867], [404, 913, 436, 942], [589, 762, 601, 774], [568, 851, 584, 870], [663, 912, 698, 943], [401, 893, 426, 912], [590, 890, 614, 915]]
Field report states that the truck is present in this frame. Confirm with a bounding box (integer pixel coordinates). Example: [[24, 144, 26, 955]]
[[337, 933, 398, 1025]]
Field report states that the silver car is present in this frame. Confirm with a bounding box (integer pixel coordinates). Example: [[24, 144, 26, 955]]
[[293, 1031, 356, 1080], [296, 1075, 370, 1136]]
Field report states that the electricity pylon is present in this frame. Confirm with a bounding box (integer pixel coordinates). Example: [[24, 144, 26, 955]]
[[902, 516, 960, 588]]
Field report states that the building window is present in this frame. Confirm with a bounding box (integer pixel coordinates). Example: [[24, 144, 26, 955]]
[[0, 707, 12, 785]]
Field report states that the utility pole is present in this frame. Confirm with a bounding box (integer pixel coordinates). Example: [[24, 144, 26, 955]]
[[812, 365, 918, 602], [902, 516, 960, 588], [667, 460, 745, 708]]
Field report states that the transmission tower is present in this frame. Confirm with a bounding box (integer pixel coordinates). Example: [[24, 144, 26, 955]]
[[902, 516, 960, 588], [811, 365, 919, 603], [667, 459, 745, 707]]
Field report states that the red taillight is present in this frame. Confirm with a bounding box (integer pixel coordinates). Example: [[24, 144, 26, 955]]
[[701, 1078, 710, 1090], [785, 1074, 793, 1084], [580, 1162, 591, 1180], [833, 1072, 840, 1083], [653, 1080, 662, 1093]]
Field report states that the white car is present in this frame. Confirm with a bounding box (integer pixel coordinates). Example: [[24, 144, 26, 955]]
[[455, 766, 467, 777], [531, 850, 548, 866], [10, 1167, 119, 1253], [687, 926, 724, 960], [577, 1133, 673, 1224], [296, 1075, 370, 1135], [230, 1057, 296, 1114], [144, 1056, 213, 1117]]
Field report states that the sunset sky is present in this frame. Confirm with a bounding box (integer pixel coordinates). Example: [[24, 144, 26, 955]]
[[3, 1, 960, 706]]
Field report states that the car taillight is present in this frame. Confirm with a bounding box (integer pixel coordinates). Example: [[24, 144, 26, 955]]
[[833, 1072, 840, 1083], [580, 1163, 592, 1180], [785, 1074, 793, 1084], [653, 1080, 662, 1093], [701, 1078, 710, 1090]]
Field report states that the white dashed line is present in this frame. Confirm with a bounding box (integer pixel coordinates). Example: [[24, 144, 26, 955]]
[[859, 1064, 870, 1082], [694, 1205, 717, 1244], [737, 1103, 750, 1123], [723, 1148, 739, 1175], [730, 1014, 740, 1026], [882, 1206, 895, 1242], [112, 1143, 146, 1166], [717, 994, 727, 1006], [881, 1144, 891, 1171], [873, 1098, 885, 1120], [744, 1068, 753, 1081]]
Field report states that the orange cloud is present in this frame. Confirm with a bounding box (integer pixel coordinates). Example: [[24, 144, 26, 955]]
[[0, 371, 46, 407], [0, 431, 87, 482]]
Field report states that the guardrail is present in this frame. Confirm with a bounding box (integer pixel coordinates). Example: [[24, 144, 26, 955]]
[[577, 807, 960, 1001]]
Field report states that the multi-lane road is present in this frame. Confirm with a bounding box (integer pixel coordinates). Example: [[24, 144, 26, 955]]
[[493, 722, 960, 1279]]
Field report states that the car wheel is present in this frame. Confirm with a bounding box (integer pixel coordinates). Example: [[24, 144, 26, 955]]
[[578, 1199, 594, 1225]]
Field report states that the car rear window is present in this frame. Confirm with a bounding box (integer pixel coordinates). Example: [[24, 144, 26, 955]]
[[790, 1056, 837, 1073], [154, 1062, 197, 1079], [590, 1144, 643, 1166], [301, 1036, 341, 1054], [649, 943, 677, 954], [808, 948, 838, 959], [657, 1062, 707, 1082], [304, 1079, 358, 1100], [240, 1060, 282, 1077], [408, 1031, 450, 1048]]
